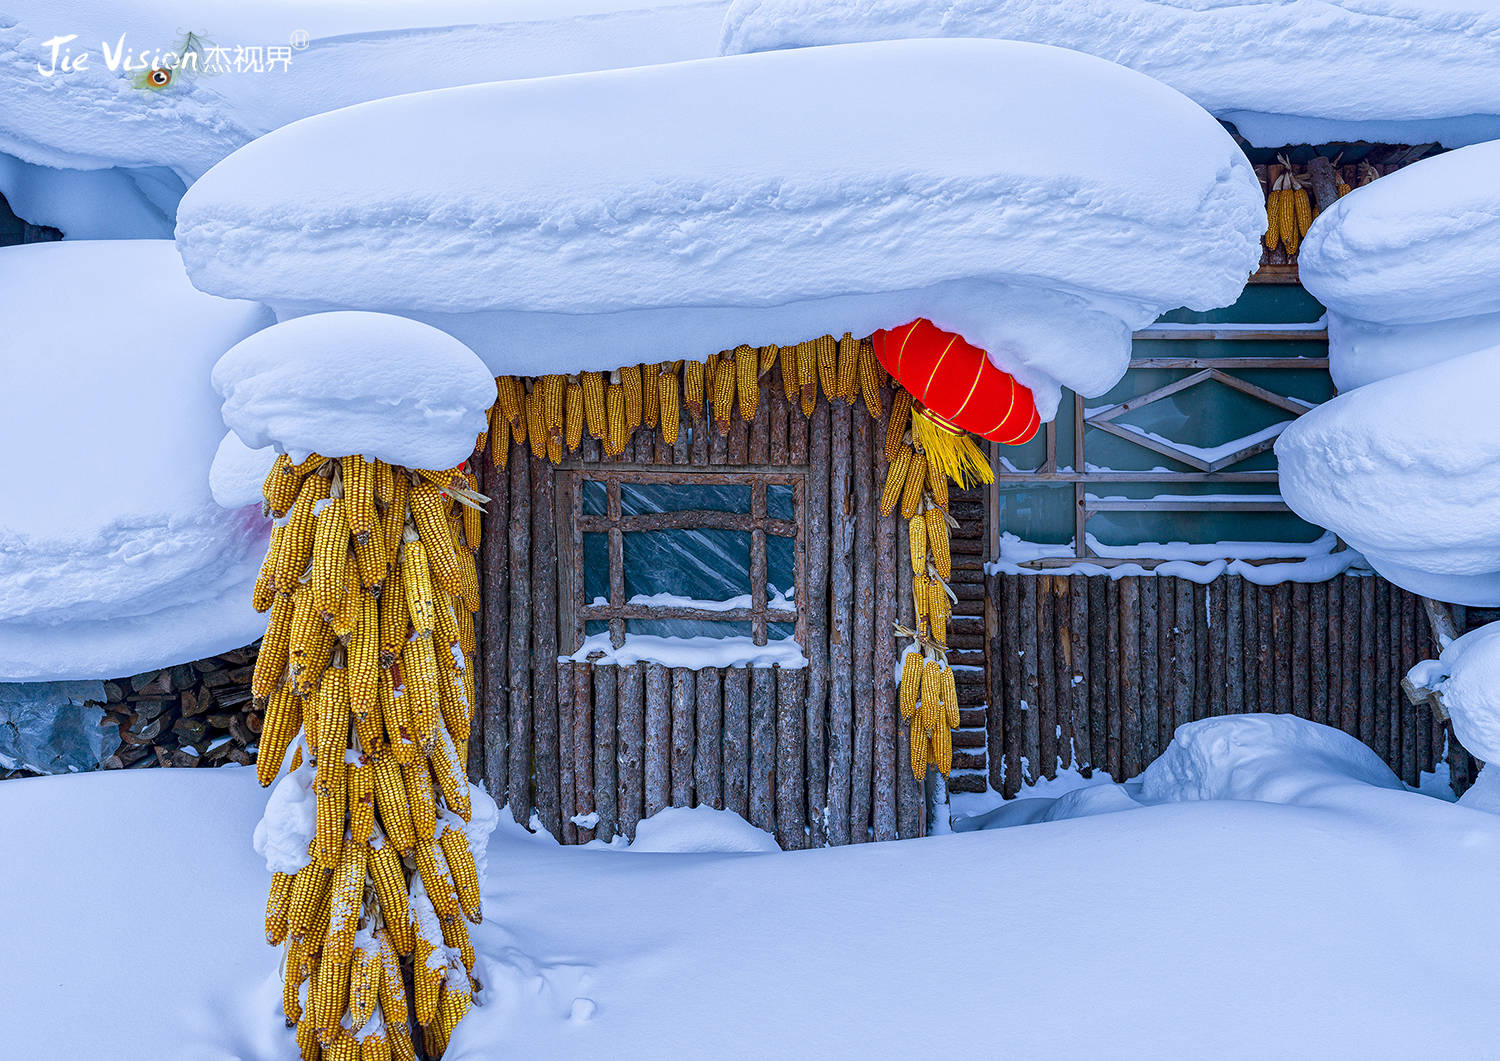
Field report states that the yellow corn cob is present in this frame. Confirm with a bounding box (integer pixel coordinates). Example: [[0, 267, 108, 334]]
[[378, 567, 407, 669], [342, 458, 377, 544], [253, 591, 294, 700], [735, 344, 759, 421], [1280, 181, 1300, 256], [898, 653, 921, 720], [1337, 181, 1352, 197], [373, 756, 417, 853], [580, 371, 607, 440], [857, 337, 883, 418], [266, 871, 293, 945], [289, 585, 334, 696], [352, 529, 388, 594], [361, 1032, 392, 1061], [402, 632, 442, 751], [912, 571, 930, 634], [313, 953, 351, 1046], [296, 1012, 319, 1061], [413, 939, 440, 1029], [264, 453, 305, 516], [311, 498, 350, 621], [349, 592, 380, 719], [880, 445, 913, 516], [380, 474, 409, 576], [929, 588, 947, 644], [924, 506, 951, 580], [405, 759, 439, 845], [658, 367, 680, 445], [314, 755, 346, 870], [257, 685, 302, 787], [759, 343, 778, 374], [496, 376, 524, 436], [377, 928, 411, 1025], [926, 456, 949, 511], [286, 855, 331, 940], [461, 473, 481, 550], [455, 543, 480, 613], [637, 365, 659, 432], [430, 728, 472, 820], [414, 840, 460, 921], [525, 383, 545, 460], [348, 757, 375, 844], [282, 936, 308, 1025], [564, 380, 585, 452], [1293, 185, 1313, 236], [348, 943, 380, 1031], [909, 717, 928, 779], [401, 538, 438, 636], [794, 340, 816, 413], [411, 484, 473, 609], [900, 453, 928, 520], [325, 1031, 359, 1061], [605, 383, 627, 456], [488, 402, 509, 469], [278, 473, 332, 589], [434, 595, 462, 669], [373, 461, 395, 508], [316, 661, 350, 766], [381, 668, 416, 762], [683, 359, 706, 422], [713, 357, 735, 431], [810, 334, 836, 401], [439, 826, 481, 923], [835, 332, 858, 403], [776, 341, 798, 400], [907, 512, 927, 577], [942, 666, 959, 729], [326, 841, 368, 964], [704, 351, 720, 409], [931, 721, 952, 775], [254, 525, 283, 611], [885, 389, 913, 462], [370, 839, 415, 954], [920, 658, 942, 731], [541, 374, 566, 443], [620, 364, 643, 430], [454, 602, 475, 659], [330, 564, 362, 640], [438, 662, 470, 746], [1264, 186, 1282, 251]]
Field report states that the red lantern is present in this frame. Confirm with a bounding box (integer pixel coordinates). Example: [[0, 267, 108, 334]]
[[871, 318, 1040, 447]]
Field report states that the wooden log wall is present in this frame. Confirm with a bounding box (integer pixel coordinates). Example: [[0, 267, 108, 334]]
[[982, 572, 1481, 797], [475, 373, 926, 845]]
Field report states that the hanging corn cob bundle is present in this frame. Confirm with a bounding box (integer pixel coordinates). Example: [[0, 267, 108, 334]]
[[252, 450, 492, 1060], [1264, 157, 1316, 259]]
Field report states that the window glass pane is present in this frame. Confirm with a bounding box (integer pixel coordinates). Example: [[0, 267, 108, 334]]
[[623, 529, 750, 602], [768, 622, 796, 642], [585, 619, 609, 637], [767, 484, 794, 521], [626, 618, 755, 639], [620, 482, 749, 515], [767, 536, 795, 603], [583, 532, 609, 603], [582, 479, 607, 516]]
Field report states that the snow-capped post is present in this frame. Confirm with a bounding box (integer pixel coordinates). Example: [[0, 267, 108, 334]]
[[222, 310, 499, 1059]]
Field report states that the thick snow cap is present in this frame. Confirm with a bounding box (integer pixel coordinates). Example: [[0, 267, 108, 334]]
[[0, 240, 274, 682], [212, 312, 496, 471], [0, 0, 729, 236], [1435, 622, 1500, 764], [1300, 141, 1500, 390], [1276, 344, 1500, 606], [178, 39, 1263, 420], [720, 0, 1500, 149]]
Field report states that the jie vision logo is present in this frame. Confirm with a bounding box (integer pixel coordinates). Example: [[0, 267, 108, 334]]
[[35, 31, 309, 89]]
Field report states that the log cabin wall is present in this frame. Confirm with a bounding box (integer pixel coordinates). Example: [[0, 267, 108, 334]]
[[980, 571, 1482, 797], [470, 374, 927, 846]]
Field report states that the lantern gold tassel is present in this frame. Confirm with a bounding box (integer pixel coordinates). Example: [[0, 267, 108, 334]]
[[911, 406, 993, 489]]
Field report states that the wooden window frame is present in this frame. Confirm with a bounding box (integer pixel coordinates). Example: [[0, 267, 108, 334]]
[[556, 466, 806, 650]]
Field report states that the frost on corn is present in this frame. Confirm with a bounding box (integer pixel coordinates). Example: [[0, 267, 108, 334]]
[[252, 760, 316, 875]]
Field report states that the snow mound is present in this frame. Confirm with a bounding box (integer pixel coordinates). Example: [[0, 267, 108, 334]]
[[176, 38, 1262, 419], [210, 430, 275, 510], [719, 0, 1500, 149], [1138, 714, 1403, 805], [1275, 346, 1500, 605], [0, 240, 274, 682], [212, 312, 496, 470], [1433, 621, 1500, 764], [0, 1, 729, 235], [1300, 141, 1500, 389], [628, 805, 780, 853], [252, 762, 315, 875]]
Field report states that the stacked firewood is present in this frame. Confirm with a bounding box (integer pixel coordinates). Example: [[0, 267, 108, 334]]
[[100, 645, 262, 770]]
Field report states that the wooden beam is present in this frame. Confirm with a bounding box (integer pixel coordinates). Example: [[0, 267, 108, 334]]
[[1133, 328, 1328, 342]]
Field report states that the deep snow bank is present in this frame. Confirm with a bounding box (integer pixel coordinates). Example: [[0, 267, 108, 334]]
[[212, 312, 496, 470], [177, 38, 1262, 419], [1300, 141, 1500, 390], [1429, 621, 1500, 764], [720, 0, 1500, 149], [0, 240, 274, 681], [1276, 345, 1500, 605], [0, 0, 730, 235]]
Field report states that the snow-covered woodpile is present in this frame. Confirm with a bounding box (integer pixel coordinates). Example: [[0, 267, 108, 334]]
[[100, 645, 261, 771]]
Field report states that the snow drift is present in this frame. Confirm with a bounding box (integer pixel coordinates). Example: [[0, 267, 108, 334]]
[[0, 0, 730, 236], [1300, 140, 1500, 390], [212, 312, 496, 471], [1276, 345, 1500, 606], [719, 0, 1500, 149], [177, 38, 1263, 419], [1426, 621, 1500, 765], [0, 240, 274, 681]]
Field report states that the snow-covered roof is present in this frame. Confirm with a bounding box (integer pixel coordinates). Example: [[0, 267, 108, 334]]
[[1275, 344, 1500, 607], [1298, 141, 1500, 390], [0, 0, 729, 235], [719, 0, 1500, 149], [177, 39, 1263, 418], [0, 240, 274, 682], [213, 312, 496, 471]]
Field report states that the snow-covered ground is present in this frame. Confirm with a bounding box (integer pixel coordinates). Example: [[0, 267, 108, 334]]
[[5, 716, 1499, 1059]]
